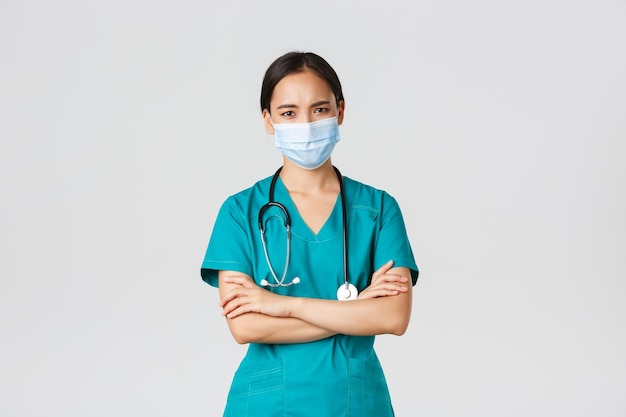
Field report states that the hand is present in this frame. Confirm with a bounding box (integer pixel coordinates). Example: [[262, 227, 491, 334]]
[[357, 260, 409, 300], [219, 275, 291, 319]]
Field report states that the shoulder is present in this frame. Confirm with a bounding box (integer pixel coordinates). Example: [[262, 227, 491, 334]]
[[218, 175, 274, 217], [227, 175, 273, 202], [342, 176, 402, 223], [343, 176, 396, 208]]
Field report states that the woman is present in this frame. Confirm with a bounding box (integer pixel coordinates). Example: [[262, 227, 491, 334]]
[[201, 51, 419, 417]]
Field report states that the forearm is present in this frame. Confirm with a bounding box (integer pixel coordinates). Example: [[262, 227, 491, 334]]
[[219, 268, 413, 339], [218, 270, 335, 344], [288, 289, 412, 336], [226, 313, 335, 344]]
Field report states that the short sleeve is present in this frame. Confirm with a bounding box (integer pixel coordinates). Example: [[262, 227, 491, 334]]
[[200, 196, 253, 287], [374, 193, 419, 285]]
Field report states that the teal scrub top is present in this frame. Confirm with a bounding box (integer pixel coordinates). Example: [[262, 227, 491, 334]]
[[201, 173, 419, 417]]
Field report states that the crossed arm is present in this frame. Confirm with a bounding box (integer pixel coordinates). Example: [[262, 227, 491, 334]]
[[218, 261, 413, 344]]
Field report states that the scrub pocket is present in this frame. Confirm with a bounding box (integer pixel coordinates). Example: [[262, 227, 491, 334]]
[[347, 357, 394, 417], [223, 358, 285, 417]]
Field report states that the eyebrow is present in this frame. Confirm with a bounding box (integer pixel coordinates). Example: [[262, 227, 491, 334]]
[[276, 103, 297, 110], [275, 100, 332, 110], [310, 100, 331, 108]]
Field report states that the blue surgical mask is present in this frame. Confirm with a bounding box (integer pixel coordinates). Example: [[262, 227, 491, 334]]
[[272, 117, 341, 170]]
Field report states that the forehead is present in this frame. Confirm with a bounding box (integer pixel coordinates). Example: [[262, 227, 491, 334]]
[[271, 69, 334, 105]]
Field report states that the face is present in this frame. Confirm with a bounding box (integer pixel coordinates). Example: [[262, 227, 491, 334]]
[[263, 69, 345, 134]]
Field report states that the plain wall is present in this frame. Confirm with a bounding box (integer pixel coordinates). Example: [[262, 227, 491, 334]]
[[1, 1, 625, 415]]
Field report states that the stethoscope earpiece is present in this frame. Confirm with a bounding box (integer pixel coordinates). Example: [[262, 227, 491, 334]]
[[261, 277, 300, 287]]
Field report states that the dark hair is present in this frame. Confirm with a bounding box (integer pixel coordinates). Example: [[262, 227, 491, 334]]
[[260, 51, 344, 113]]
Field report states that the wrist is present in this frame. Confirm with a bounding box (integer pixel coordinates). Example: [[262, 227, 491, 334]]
[[286, 296, 303, 319]]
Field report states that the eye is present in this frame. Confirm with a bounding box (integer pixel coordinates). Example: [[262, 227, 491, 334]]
[[314, 107, 328, 114], [280, 110, 295, 117]]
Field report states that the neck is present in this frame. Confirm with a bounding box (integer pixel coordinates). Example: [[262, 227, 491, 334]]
[[279, 159, 339, 193]]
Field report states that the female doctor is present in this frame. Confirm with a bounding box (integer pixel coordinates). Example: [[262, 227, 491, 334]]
[[201, 51, 419, 417]]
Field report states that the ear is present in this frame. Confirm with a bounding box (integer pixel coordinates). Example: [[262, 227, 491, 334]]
[[263, 109, 275, 134], [336, 100, 345, 126]]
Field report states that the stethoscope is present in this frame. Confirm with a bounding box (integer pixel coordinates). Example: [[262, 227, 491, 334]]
[[257, 166, 358, 301]]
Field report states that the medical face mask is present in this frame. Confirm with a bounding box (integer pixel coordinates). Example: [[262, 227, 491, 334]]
[[272, 117, 341, 170]]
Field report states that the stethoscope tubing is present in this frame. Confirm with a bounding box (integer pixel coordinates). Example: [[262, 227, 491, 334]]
[[258, 166, 351, 292]]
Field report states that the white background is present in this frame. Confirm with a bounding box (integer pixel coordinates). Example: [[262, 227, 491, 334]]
[[1, 1, 625, 416]]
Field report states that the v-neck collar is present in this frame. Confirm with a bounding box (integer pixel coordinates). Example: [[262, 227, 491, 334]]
[[274, 177, 343, 242]]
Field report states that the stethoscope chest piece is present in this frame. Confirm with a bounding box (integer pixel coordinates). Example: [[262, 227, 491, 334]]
[[337, 283, 358, 301]]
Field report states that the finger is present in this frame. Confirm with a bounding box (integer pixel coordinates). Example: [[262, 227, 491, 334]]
[[223, 275, 255, 287], [223, 304, 244, 318], [373, 260, 394, 276], [218, 287, 247, 307], [379, 274, 409, 284], [226, 296, 262, 318], [371, 260, 395, 282], [221, 296, 248, 317], [369, 272, 406, 289], [358, 283, 404, 299], [358, 288, 400, 299], [389, 284, 408, 292], [218, 293, 233, 308], [368, 283, 408, 294]]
